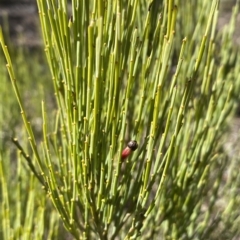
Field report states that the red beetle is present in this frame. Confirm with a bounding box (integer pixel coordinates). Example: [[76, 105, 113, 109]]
[[121, 140, 138, 160]]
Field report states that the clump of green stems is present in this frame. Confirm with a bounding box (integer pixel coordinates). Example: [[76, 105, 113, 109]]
[[1, 0, 240, 239]]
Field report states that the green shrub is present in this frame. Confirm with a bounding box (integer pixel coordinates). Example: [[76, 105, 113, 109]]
[[1, 0, 240, 239]]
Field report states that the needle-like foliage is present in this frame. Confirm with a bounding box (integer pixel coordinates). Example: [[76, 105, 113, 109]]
[[1, 0, 240, 239]]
